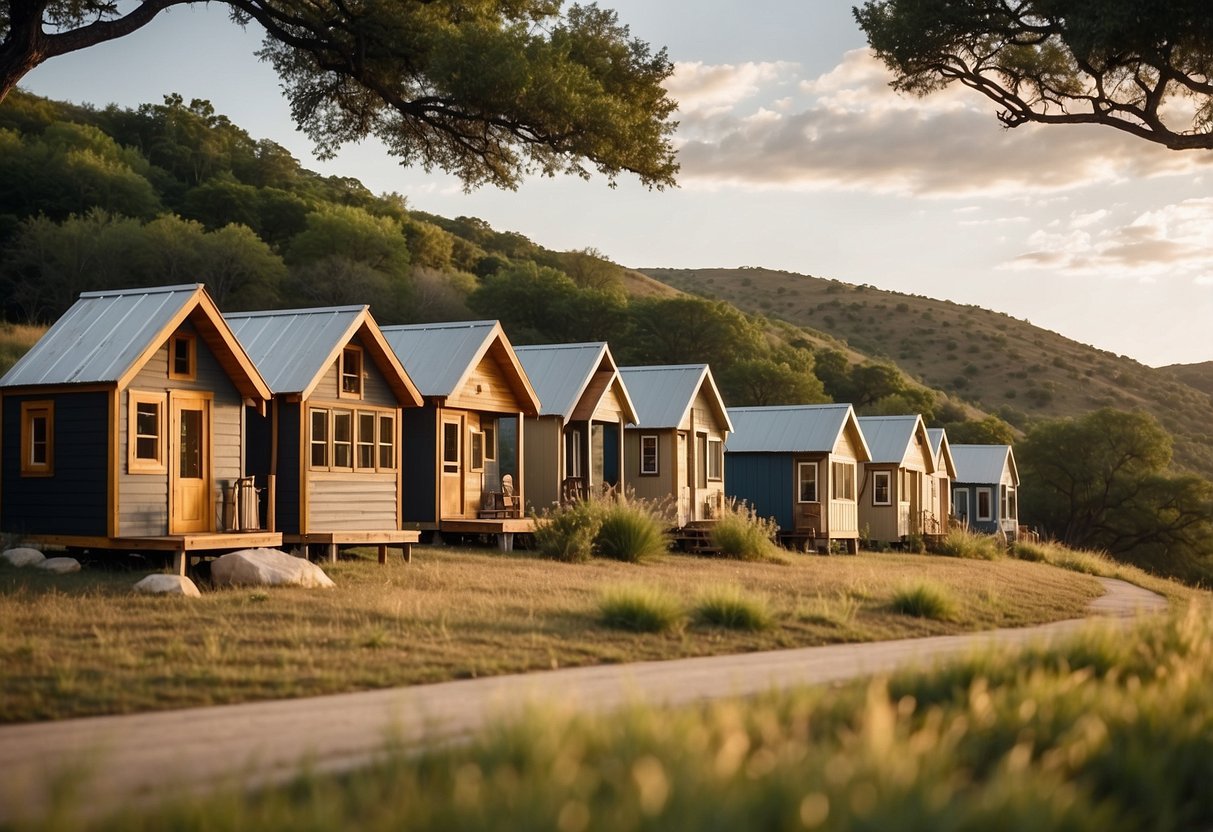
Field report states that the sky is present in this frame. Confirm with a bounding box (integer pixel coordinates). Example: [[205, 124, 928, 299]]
[[19, 1, 1213, 367]]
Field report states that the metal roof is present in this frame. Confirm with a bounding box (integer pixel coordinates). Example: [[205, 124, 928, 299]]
[[927, 428, 945, 457], [1, 284, 203, 387], [926, 428, 958, 478], [951, 444, 1018, 485], [225, 306, 367, 394], [726, 403, 867, 457], [380, 320, 499, 398], [514, 342, 636, 423], [857, 415, 925, 465], [619, 364, 733, 432]]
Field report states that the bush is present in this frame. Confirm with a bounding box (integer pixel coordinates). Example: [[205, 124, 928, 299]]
[[595, 498, 669, 563], [710, 500, 782, 561], [890, 580, 957, 620], [693, 585, 773, 631], [533, 499, 603, 562], [932, 527, 1004, 560], [598, 584, 683, 633]]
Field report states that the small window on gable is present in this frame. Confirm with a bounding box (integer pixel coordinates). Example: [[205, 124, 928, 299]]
[[872, 470, 891, 506], [640, 434, 659, 476], [128, 391, 166, 473], [168, 334, 195, 381], [20, 400, 53, 477], [340, 347, 363, 398]]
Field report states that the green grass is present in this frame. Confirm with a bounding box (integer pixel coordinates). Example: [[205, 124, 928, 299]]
[[598, 584, 683, 633], [534, 499, 602, 562], [595, 500, 668, 563], [889, 580, 958, 620], [693, 584, 773, 631]]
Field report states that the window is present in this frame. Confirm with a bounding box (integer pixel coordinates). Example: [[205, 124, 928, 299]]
[[483, 423, 496, 461], [310, 408, 330, 467], [168, 334, 195, 381], [378, 414, 395, 469], [20, 400, 53, 476], [566, 429, 581, 478], [872, 470, 891, 506], [340, 347, 362, 398], [470, 430, 485, 472], [954, 490, 970, 524], [356, 412, 376, 469], [332, 410, 352, 468], [707, 438, 723, 481], [313, 407, 395, 471], [443, 422, 460, 473], [1007, 487, 1017, 521], [976, 487, 993, 521], [640, 434, 659, 475], [128, 392, 166, 473], [831, 461, 855, 501], [797, 461, 817, 503]]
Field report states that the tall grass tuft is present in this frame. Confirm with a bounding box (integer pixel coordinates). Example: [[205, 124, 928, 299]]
[[890, 580, 957, 620], [597, 584, 683, 633], [534, 499, 603, 562], [933, 526, 1004, 560], [595, 498, 669, 563], [709, 499, 782, 561], [693, 584, 773, 631]]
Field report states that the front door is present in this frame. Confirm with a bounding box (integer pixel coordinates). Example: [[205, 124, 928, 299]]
[[441, 415, 465, 517], [169, 394, 211, 533]]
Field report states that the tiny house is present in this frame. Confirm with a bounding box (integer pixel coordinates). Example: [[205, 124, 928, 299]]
[[514, 343, 638, 511], [381, 321, 540, 549], [619, 364, 732, 527], [926, 428, 957, 535], [725, 404, 871, 553], [0, 284, 277, 572], [225, 306, 424, 563], [856, 415, 937, 546], [951, 444, 1020, 540]]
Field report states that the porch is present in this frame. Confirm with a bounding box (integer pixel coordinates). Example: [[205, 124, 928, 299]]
[[24, 531, 284, 576], [285, 530, 421, 565], [439, 517, 537, 552]]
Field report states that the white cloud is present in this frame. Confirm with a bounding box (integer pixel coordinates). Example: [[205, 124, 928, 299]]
[[667, 61, 799, 120]]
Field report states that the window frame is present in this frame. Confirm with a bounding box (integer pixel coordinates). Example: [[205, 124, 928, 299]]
[[311, 405, 398, 472], [483, 423, 496, 461], [442, 420, 461, 474], [872, 470, 891, 506], [470, 429, 485, 472], [355, 411, 377, 470], [377, 413, 396, 470], [127, 391, 167, 474], [639, 434, 659, 476], [953, 489, 970, 524], [796, 461, 818, 503], [976, 487, 993, 521], [566, 428, 582, 478], [831, 460, 856, 501], [310, 407, 331, 468], [20, 400, 54, 477], [707, 437, 723, 482], [339, 346, 363, 399], [168, 334, 196, 381]]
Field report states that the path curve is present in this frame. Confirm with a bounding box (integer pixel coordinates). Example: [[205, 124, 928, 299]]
[[0, 577, 1166, 823]]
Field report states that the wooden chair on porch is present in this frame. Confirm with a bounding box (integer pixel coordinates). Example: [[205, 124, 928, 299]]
[[479, 474, 521, 519]]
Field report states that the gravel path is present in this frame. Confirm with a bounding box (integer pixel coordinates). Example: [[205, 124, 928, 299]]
[[0, 577, 1167, 823]]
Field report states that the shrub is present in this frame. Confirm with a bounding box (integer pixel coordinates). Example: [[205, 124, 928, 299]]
[[709, 500, 782, 561], [533, 499, 603, 562], [595, 498, 669, 563], [693, 585, 773, 631], [932, 527, 1004, 560], [598, 584, 683, 633], [890, 580, 957, 620]]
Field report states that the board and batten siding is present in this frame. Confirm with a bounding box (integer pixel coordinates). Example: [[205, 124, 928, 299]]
[[724, 453, 792, 531], [119, 323, 243, 536], [858, 463, 902, 544], [522, 416, 562, 513]]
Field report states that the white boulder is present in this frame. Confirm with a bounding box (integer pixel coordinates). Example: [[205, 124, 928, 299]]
[[37, 557, 81, 574], [2, 547, 46, 568], [211, 548, 334, 589], [134, 574, 202, 598]]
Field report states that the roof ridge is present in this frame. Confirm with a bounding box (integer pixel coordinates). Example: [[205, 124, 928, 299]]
[[79, 283, 201, 298], [225, 305, 367, 319]]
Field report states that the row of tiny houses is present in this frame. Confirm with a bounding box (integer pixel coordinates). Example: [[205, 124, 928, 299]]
[[0, 284, 1020, 566]]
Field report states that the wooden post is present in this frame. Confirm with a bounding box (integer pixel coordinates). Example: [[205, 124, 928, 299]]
[[498, 532, 514, 552], [173, 549, 187, 576], [402, 543, 412, 563], [378, 544, 387, 565], [266, 474, 276, 533], [327, 543, 338, 564]]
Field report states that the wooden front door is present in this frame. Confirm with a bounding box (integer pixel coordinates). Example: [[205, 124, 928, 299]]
[[169, 394, 211, 533], [441, 415, 464, 517]]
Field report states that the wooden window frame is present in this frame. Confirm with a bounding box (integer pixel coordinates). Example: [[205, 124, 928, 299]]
[[377, 413, 396, 470], [339, 346, 363, 399], [470, 429, 485, 472], [331, 409, 353, 469], [310, 407, 330, 468], [168, 334, 196, 381], [442, 421, 461, 474], [1006, 486, 1017, 521], [20, 400, 54, 477], [831, 461, 855, 501], [567, 428, 581, 478], [976, 487, 993, 521], [483, 422, 496, 461], [872, 470, 891, 506], [707, 438, 723, 482], [128, 391, 167, 474], [313, 406, 397, 472], [797, 461, 817, 503], [356, 411, 377, 470], [639, 434, 659, 476]]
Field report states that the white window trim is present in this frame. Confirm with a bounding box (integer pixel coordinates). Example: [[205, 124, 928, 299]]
[[797, 461, 818, 504], [976, 487, 993, 521], [872, 470, 891, 506]]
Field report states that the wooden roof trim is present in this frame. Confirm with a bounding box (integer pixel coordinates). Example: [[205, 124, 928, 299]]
[[910, 417, 937, 475], [1005, 446, 1020, 487], [840, 406, 874, 463], [685, 365, 733, 435], [937, 434, 958, 479], [449, 323, 540, 416], [295, 308, 423, 408]]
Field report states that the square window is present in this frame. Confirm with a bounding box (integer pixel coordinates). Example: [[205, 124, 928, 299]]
[[128, 392, 166, 473]]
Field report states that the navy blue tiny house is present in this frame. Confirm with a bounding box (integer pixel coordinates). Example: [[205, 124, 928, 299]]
[[950, 444, 1020, 540], [0, 285, 277, 572]]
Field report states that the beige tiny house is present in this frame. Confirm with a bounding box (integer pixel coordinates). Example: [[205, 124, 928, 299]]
[[619, 365, 732, 527], [856, 415, 937, 546], [926, 428, 957, 535]]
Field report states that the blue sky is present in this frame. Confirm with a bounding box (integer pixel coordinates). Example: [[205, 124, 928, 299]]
[[20, 1, 1213, 367]]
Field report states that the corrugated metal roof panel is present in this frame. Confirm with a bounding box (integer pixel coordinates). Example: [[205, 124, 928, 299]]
[[927, 428, 945, 457], [857, 415, 920, 464], [515, 343, 607, 420], [951, 444, 1012, 484], [225, 306, 365, 394], [726, 404, 853, 453], [619, 364, 708, 429], [0, 284, 200, 387], [380, 321, 497, 398]]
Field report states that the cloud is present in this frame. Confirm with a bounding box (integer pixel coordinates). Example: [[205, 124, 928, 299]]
[[673, 49, 1212, 197]]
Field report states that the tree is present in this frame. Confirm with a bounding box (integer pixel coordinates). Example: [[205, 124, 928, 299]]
[[1, 2, 679, 188], [944, 414, 1017, 445], [855, 0, 1213, 150]]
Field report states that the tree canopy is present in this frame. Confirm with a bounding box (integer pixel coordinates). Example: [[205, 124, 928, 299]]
[[855, 0, 1213, 150], [1, 1, 679, 188]]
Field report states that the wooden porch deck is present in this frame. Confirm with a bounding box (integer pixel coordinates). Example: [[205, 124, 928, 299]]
[[285, 530, 421, 565], [439, 517, 537, 551], [24, 531, 285, 575]]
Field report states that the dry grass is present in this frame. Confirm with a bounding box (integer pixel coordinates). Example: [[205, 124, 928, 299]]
[[0, 546, 1114, 723]]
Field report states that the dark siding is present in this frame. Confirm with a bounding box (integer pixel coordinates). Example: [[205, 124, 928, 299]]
[[954, 482, 999, 534], [602, 423, 620, 486], [275, 402, 301, 533], [401, 406, 436, 525], [2, 392, 109, 536], [725, 452, 792, 531]]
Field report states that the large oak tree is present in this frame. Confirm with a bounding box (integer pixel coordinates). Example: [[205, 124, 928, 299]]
[[855, 0, 1213, 150], [1, 1, 679, 188]]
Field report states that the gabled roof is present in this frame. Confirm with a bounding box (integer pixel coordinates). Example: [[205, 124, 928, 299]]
[[725, 403, 871, 460], [856, 414, 936, 473], [951, 444, 1019, 486], [514, 342, 638, 424], [619, 364, 733, 433], [0, 284, 270, 401], [927, 428, 958, 479], [380, 320, 540, 415], [225, 306, 422, 407]]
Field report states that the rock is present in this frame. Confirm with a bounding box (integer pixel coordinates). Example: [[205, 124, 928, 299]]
[[211, 548, 334, 589], [134, 574, 201, 598], [37, 557, 81, 574], [2, 547, 46, 568]]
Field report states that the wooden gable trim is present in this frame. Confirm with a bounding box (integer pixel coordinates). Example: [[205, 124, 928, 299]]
[[446, 324, 540, 417], [839, 408, 873, 463], [295, 310, 423, 408]]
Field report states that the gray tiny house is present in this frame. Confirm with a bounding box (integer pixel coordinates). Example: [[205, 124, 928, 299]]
[[515, 343, 638, 512], [725, 404, 871, 552], [951, 444, 1020, 540], [856, 414, 937, 545], [226, 306, 424, 562], [0, 284, 277, 572]]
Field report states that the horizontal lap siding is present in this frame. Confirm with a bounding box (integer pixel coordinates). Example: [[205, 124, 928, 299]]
[[307, 471, 398, 531]]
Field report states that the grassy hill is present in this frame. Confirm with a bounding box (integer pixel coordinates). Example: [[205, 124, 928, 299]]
[[642, 267, 1213, 479]]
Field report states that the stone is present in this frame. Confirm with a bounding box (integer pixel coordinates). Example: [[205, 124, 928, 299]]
[[2, 547, 46, 568], [134, 574, 202, 598], [37, 557, 81, 574], [211, 548, 335, 589]]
